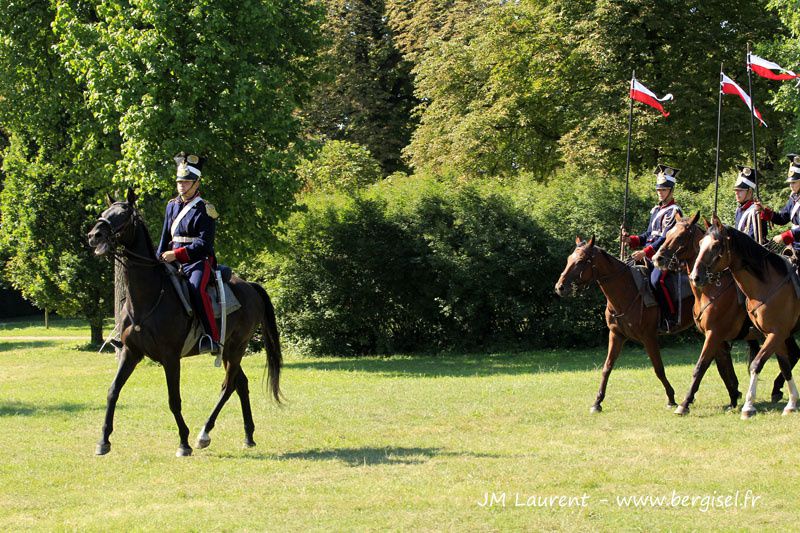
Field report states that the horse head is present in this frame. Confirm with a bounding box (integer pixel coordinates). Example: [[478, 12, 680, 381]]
[[87, 188, 139, 256], [690, 215, 730, 288], [653, 211, 701, 271], [555, 235, 597, 297]]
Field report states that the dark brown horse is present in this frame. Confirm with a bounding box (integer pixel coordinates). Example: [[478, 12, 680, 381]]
[[653, 213, 799, 414], [690, 218, 800, 419], [87, 189, 282, 456], [555, 236, 701, 413]]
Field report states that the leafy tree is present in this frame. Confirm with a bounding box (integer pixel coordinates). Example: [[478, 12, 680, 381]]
[[406, 0, 787, 187], [51, 0, 324, 263], [765, 0, 800, 152], [302, 0, 416, 174], [297, 140, 383, 194], [0, 0, 115, 342]]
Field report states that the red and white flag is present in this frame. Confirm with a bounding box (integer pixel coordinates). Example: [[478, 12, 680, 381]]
[[721, 73, 766, 127], [748, 54, 799, 81], [630, 79, 673, 117]]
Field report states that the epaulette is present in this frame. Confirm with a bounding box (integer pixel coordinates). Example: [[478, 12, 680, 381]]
[[204, 201, 219, 219]]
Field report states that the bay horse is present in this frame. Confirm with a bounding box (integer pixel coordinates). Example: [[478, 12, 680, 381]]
[[555, 236, 702, 413], [87, 189, 282, 456], [690, 217, 800, 419], [653, 212, 799, 414]]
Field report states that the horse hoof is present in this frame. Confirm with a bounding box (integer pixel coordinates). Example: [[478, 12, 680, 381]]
[[782, 407, 796, 416], [243, 438, 256, 448], [176, 445, 193, 457], [674, 405, 688, 416], [589, 405, 602, 414], [741, 408, 757, 420], [196, 436, 211, 449], [772, 393, 784, 403], [95, 442, 111, 456]]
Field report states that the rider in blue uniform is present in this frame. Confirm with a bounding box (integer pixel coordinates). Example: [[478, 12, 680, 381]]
[[732, 165, 767, 242], [622, 164, 683, 329], [757, 154, 800, 253], [156, 152, 220, 354]]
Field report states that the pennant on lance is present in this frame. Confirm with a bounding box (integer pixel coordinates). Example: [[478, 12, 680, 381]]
[[630, 79, 673, 117], [721, 73, 766, 127], [748, 54, 799, 81]]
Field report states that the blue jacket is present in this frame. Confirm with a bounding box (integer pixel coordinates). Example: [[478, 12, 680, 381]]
[[733, 200, 767, 241], [156, 195, 216, 268], [630, 200, 682, 259], [766, 193, 800, 249]]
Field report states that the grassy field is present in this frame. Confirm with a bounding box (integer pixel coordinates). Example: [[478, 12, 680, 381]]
[[1, 320, 798, 531]]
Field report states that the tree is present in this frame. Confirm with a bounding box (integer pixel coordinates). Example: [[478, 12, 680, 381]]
[[297, 140, 383, 194], [0, 0, 116, 343], [51, 0, 324, 263], [302, 0, 416, 174], [405, 0, 787, 187], [765, 0, 800, 152], [1, 1, 325, 342]]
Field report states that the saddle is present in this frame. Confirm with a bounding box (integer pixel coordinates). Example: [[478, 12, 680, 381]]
[[629, 265, 658, 308], [163, 263, 242, 357]]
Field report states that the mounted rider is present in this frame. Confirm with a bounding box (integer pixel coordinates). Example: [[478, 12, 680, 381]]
[[622, 164, 683, 329], [757, 154, 800, 255], [156, 152, 221, 354], [732, 165, 767, 242]]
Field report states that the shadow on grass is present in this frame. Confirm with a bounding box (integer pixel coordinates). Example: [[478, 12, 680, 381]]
[[0, 340, 61, 352], [218, 446, 504, 466], [0, 400, 92, 417], [284, 343, 737, 378]]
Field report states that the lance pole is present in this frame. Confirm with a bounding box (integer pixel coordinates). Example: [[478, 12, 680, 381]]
[[746, 43, 764, 243], [620, 70, 635, 260], [713, 64, 724, 219]]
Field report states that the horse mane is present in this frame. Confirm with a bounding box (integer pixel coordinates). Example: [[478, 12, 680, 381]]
[[711, 225, 787, 281]]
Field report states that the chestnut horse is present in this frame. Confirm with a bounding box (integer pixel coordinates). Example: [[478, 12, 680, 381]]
[[555, 237, 701, 413], [87, 189, 282, 456], [690, 218, 800, 419]]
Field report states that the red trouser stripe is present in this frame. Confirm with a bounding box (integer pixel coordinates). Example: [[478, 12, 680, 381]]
[[659, 271, 676, 314], [199, 259, 219, 341]]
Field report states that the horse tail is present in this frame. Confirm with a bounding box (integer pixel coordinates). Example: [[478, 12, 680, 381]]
[[250, 282, 282, 403]]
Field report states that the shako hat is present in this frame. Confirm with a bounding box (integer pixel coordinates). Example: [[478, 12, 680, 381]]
[[174, 152, 205, 182], [786, 153, 800, 183], [654, 164, 679, 189], [733, 165, 756, 190]]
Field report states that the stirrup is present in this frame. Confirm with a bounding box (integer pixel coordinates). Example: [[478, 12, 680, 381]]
[[198, 334, 221, 356]]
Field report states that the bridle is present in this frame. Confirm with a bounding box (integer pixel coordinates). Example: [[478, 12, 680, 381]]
[[564, 246, 628, 293], [96, 203, 160, 268], [694, 230, 731, 285]]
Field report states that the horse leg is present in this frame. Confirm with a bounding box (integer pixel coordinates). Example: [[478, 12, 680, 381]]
[[642, 336, 676, 408], [96, 347, 141, 455], [742, 333, 781, 419], [235, 369, 256, 448], [163, 359, 192, 456], [196, 361, 241, 450], [591, 329, 626, 413], [675, 332, 718, 415], [714, 341, 741, 410], [773, 345, 800, 415], [774, 337, 800, 403]]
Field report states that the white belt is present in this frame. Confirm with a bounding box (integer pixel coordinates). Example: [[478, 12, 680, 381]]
[[172, 236, 197, 244]]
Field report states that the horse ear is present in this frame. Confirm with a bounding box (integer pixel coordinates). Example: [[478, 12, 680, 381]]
[[690, 211, 700, 226], [712, 214, 723, 228], [575, 235, 582, 245], [675, 211, 682, 221], [105, 193, 115, 207], [587, 235, 595, 248], [126, 187, 137, 205], [702, 216, 710, 230]]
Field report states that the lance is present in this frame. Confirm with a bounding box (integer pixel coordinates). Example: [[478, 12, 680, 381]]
[[713, 64, 724, 219], [620, 70, 635, 260], [746, 43, 764, 243]]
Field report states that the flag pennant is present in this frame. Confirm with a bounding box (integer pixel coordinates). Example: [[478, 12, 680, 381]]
[[748, 54, 799, 81], [630, 79, 673, 117], [721, 73, 767, 127]]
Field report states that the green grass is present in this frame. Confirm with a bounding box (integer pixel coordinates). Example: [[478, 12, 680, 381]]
[[0, 322, 797, 531], [0, 316, 113, 338]]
